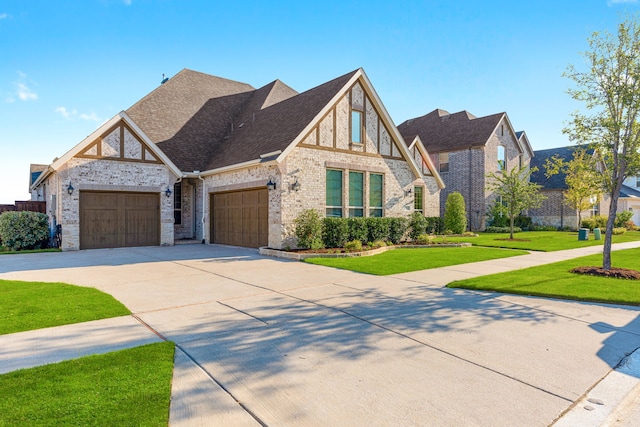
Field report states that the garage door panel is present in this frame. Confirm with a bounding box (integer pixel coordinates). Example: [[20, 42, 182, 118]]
[[80, 191, 159, 250], [211, 188, 268, 248]]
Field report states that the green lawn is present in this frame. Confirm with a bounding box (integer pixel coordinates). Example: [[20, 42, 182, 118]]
[[305, 246, 528, 275], [448, 248, 640, 305], [446, 230, 640, 252], [0, 341, 175, 426], [0, 247, 61, 255], [0, 280, 130, 335]]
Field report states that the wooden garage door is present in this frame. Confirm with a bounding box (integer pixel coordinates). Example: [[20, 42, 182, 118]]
[[211, 189, 268, 248], [80, 191, 160, 249]]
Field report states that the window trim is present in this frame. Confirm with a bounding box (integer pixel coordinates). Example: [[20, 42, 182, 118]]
[[413, 185, 424, 215], [351, 109, 363, 144], [439, 152, 449, 173], [497, 145, 506, 171]]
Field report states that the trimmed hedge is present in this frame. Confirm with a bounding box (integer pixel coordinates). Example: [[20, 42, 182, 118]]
[[323, 217, 349, 249], [366, 217, 390, 243], [388, 217, 408, 244], [0, 211, 50, 251], [408, 212, 427, 241], [347, 218, 368, 243], [425, 217, 444, 235]]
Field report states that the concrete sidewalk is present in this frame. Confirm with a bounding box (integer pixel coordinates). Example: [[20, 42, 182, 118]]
[[1, 241, 639, 426]]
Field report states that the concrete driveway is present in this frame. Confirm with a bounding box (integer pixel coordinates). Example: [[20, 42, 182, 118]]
[[1, 244, 640, 426]]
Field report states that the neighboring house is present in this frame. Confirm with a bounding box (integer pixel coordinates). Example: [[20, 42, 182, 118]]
[[619, 176, 640, 226], [529, 146, 610, 230], [397, 108, 533, 230], [29, 164, 47, 201], [30, 68, 443, 251]]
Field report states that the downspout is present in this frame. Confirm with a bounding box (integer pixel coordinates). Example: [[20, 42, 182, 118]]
[[468, 147, 473, 230], [198, 175, 206, 244]]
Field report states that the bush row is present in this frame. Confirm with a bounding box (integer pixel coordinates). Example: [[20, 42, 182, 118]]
[[0, 211, 50, 251]]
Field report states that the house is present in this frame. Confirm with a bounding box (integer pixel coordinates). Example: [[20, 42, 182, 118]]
[[618, 176, 640, 226], [528, 146, 610, 229], [397, 109, 533, 230], [30, 68, 444, 250]]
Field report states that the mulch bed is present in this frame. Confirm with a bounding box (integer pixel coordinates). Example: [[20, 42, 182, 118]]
[[570, 266, 640, 280]]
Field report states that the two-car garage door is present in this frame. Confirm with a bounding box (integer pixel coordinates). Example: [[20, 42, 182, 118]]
[[211, 189, 268, 248], [80, 191, 160, 250]]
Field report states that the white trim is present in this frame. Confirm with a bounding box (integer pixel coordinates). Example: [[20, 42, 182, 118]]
[[408, 136, 445, 189], [199, 158, 278, 177]]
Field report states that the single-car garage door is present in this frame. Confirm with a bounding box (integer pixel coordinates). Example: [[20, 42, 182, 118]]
[[211, 189, 268, 248], [80, 191, 160, 249]]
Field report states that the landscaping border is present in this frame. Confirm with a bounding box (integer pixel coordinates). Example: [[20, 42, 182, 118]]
[[259, 243, 472, 261]]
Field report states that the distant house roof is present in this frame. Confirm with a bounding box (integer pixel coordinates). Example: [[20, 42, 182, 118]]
[[397, 109, 507, 153], [29, 164, 47, 187], [530, 145, 595, 190], [621, 184, 640, 198], [126, 68, 359, 173]]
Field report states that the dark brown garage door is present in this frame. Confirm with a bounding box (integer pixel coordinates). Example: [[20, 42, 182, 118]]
[[80, 191, 160, 249], [211, 189, 268, 248]]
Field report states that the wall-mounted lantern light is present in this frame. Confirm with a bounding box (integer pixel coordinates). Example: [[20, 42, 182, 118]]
[[165, 187, 173, 198], [291, 178, 301, 192], [404, 187, 412, 197], [266, 176, 277, 191], [67, 183, 74, 195]]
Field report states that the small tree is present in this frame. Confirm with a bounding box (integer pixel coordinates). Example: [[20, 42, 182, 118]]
[[444, 192, 467, 234], [486, 166, 547, 239], [544, 148, 603, 229], [294, 209, 324, 250], [564, 15, 640, 270]]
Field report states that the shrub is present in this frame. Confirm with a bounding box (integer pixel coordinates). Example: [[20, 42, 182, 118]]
[[485, 226, 522, 233], [408, 212, 427, 241], [425, 217, 444, 234], [0, 211, 50, 251], [344, 240, 363, 252], [613, 227, 627, 235], [444, 192, 467, 234], [461, 231, 477, 237], [581, 217, 596, 230], [615, 211, 634, 228], [415, 234, 434, 245], [581, 215, 607, 230], [366, 217, 389, 243], [323, 218, 349, 248], [530, 224, 558, 232], [387, 217, 408, 244], [370, 240, 387, 249], [347, 217, 368, 243], [514, 215, 532, 230], [486, 200, 508, 227], [294, 209, 324, 250]]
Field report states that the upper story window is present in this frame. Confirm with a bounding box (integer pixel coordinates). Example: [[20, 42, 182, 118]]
[[439, 152, 449, 173], [351, 110, 363, 144], [497, 145, 506, 171], [413, 186, 424, 215], [173, 182, 182, 225], [369, 173, 383, 217], [326, 169, 343, 218]]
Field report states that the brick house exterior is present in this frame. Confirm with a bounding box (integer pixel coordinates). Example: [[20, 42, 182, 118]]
[[31, 68, 443, 250], [528, 146, 613, 230], [398, 109, 533, 230]]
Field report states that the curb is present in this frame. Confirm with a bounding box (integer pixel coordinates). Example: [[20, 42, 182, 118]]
[[259, 243, 472, 260]]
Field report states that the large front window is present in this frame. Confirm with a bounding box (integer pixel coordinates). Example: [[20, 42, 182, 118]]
[[369, 173, 383, 217], [326, 169, 343, 217], [349, 171, 364, 217]]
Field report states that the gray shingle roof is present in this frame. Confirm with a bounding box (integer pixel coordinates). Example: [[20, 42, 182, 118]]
[[126, 68, 358, 173], [621, 184, 640, 198], [530, 146, 594, 189], [397, 109, 504, 153]]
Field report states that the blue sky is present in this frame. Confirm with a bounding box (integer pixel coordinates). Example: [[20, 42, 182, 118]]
[[1, 0, 639, 203]]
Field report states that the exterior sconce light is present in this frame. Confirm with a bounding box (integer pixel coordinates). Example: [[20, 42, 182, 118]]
[[291, 178, 301, 192], [67, 183, 74, 195], [266, 176, 277, 191], [165, 187, 172, 198], [404, 188, 412, 197]]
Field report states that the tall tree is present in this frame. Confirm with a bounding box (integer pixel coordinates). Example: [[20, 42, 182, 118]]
[[486, 166, 547, 239], [564, 16, 640, 270], [544, 148, 603, 229]]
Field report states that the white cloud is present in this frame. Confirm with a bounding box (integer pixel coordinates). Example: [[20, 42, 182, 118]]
[[608, 0, 638, 5], [17, 82, 37, 101], [5, 71, 37, 103], [123, 0, 132, 5], [56, 106, 101, 122], [0, 13, 9, 19]]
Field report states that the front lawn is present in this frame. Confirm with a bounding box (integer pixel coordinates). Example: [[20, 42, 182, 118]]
[[305, 246, 528, 275], [0, 341, 175, 426], [0, 280, 130, 335], [447, 247, 640, 305], [446, 230, 640, 252]]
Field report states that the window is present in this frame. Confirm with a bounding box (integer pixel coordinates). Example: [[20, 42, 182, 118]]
[[326, 169, 343, 217], [439, 152, 449, 173], [369, 173, 383, 217], [519, 155, 523, 169], [414, 186, 424, 214], [351, 110, 363, 144], [497, 146, 506, 171], [173, 182, 182, 225], [636, 175, 640, 187], [349, 171, 364, 217]]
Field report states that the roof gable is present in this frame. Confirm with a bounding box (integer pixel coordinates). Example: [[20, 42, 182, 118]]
[[398, 109, 505, 153]]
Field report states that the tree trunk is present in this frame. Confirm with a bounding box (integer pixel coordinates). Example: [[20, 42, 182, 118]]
[[577, 210, 582, 231], [603, 179, 623, 270], [510, 216, 515, 240]]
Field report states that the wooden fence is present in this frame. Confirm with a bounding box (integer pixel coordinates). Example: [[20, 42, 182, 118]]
[[0, 201, 46, 214]]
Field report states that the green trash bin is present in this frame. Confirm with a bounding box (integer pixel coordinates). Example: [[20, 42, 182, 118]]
[[593, 227, 601, 240], [578, 228, 589, 241]]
